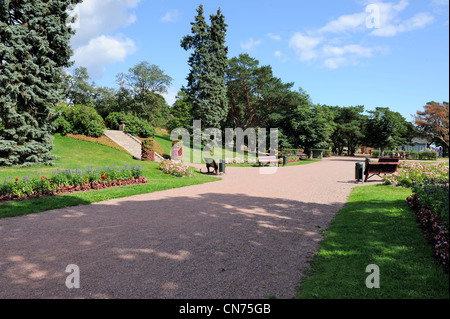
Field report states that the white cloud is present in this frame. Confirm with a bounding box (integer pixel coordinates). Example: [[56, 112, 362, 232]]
[[73, 36, 136, 78], [161, 10, 179, 23], [365, 1, 435, 36], [321, 44, 376, 68], [70, 0, 140, 78], [318, 12, 367, 33], [287, 1, 435, 68], [323, 57, 348, 69], [288, 33, 322, 61], [267, 33, 282, 41], [72, 0, 140, 47], [240, 38, 263, 52]]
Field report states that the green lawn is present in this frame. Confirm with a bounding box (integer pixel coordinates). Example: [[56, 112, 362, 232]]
[[296, 184, 449, 299], [0, 134, 220, 219]]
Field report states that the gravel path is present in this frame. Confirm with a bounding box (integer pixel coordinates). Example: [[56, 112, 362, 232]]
[[0, 157, 382, 299]]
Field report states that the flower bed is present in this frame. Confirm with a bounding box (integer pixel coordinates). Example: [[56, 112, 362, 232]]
[[159, 160, 194, 177], [382, 161, 449, 272], [0, 165, 147, 201], [407, 191, 449, 273], [382, 162, 449, 188]]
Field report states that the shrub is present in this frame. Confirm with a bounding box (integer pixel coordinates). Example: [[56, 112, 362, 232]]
[[412, 180, 449, 230], [323, 149, 331, 157], [159, 160, 194, 177], [105, 112, 154, 138], [54, 103, 105, 137], [407, 194, 449, 272], [54, 116, 73, 135]]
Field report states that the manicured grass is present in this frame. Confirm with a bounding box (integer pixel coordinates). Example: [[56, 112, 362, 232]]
[[0, 134, 220, 219], [296, 184, 449, 299]]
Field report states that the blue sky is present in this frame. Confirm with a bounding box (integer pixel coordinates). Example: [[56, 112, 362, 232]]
[[69, 0, 449, 122]]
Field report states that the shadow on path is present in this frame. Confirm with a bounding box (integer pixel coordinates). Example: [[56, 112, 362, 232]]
[[1, 192, 344, 299]]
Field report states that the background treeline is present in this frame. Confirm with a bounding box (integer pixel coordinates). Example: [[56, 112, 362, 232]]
[[59, 56, 448, 158]]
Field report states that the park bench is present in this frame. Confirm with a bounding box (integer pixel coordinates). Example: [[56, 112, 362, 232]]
[[258, 155, 279, 166], [378, 157, 400, 163], [204, 158, 219, 174], [364, 161, 399, 182]]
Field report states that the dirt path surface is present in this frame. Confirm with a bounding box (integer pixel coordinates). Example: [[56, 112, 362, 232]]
[[0, 157, 382, 299]]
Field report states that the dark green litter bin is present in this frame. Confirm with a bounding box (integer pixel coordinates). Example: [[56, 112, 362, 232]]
[[312, 149, 324, 159], [219, 159, 226, 173], [355, 162, 364, 182], [283, 156, 288, 166]]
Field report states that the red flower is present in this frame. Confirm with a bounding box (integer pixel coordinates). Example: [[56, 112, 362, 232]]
[[15, 178, 19, 182]]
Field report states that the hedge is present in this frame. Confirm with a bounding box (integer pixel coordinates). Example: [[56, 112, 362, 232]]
[[371, 150, 438, 160]]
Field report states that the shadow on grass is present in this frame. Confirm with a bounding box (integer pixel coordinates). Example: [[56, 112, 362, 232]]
[[0, 195, 92, 219], [296, 193, 449, 299]]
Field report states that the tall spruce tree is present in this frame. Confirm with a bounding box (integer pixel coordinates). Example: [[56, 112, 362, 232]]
[[181, 5, 228, 129], [0, 0, 81, 166]]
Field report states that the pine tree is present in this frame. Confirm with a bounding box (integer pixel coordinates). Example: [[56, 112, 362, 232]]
[[0, 0, 81, 167], [181, 5, 228, 130]]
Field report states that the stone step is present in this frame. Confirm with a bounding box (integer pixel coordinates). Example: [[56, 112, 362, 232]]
[[104, 130, 142, 160]]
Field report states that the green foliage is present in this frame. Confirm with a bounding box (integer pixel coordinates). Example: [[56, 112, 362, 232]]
[[63, 66, 96, 107], [54, 116, 73, 136], [0, 0, 82, 167], [412, 180, 449, 230], [364, 107, 415, 153], [407, 151, 438, 160], [287, 102, 336, 153], [181, 5, 229, 129], [116, 61, 173, 127], [54, 103, 105, 137], [371, 150, 438, 160], [167, 91, 194, 132], [329, 105, 366, 156], [105, 112, 154, 138], [226, 53, 295, 130]]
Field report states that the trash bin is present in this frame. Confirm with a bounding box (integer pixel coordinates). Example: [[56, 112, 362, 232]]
[[355, 162, 364, 182], [219, 159, 226, 173], [283, 156, 288, 166], [312, 149, 324, 159]]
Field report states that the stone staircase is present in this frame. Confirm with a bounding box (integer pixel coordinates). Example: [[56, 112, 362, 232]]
[[104, 130, 142, 160], [104, 130, 165, 162]]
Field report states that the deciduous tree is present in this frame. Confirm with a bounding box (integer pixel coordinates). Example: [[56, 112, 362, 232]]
[[415, 101, 449, 156]]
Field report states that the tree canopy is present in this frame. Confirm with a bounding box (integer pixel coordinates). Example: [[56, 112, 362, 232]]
[[0, 0, 82, 166], [415, 101, 449, 155], [181, 5, 229, 129]]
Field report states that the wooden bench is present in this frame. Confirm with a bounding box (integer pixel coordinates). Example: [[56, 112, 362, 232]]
[[204, 158, 218, 174], [378, 157, 400, 163], [364, 162, 399, 182], [258, 156, 279, 166]]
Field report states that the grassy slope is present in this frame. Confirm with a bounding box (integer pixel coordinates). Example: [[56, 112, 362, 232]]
[[296, 184, 449, 299], [0, 134, 219, 218]]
